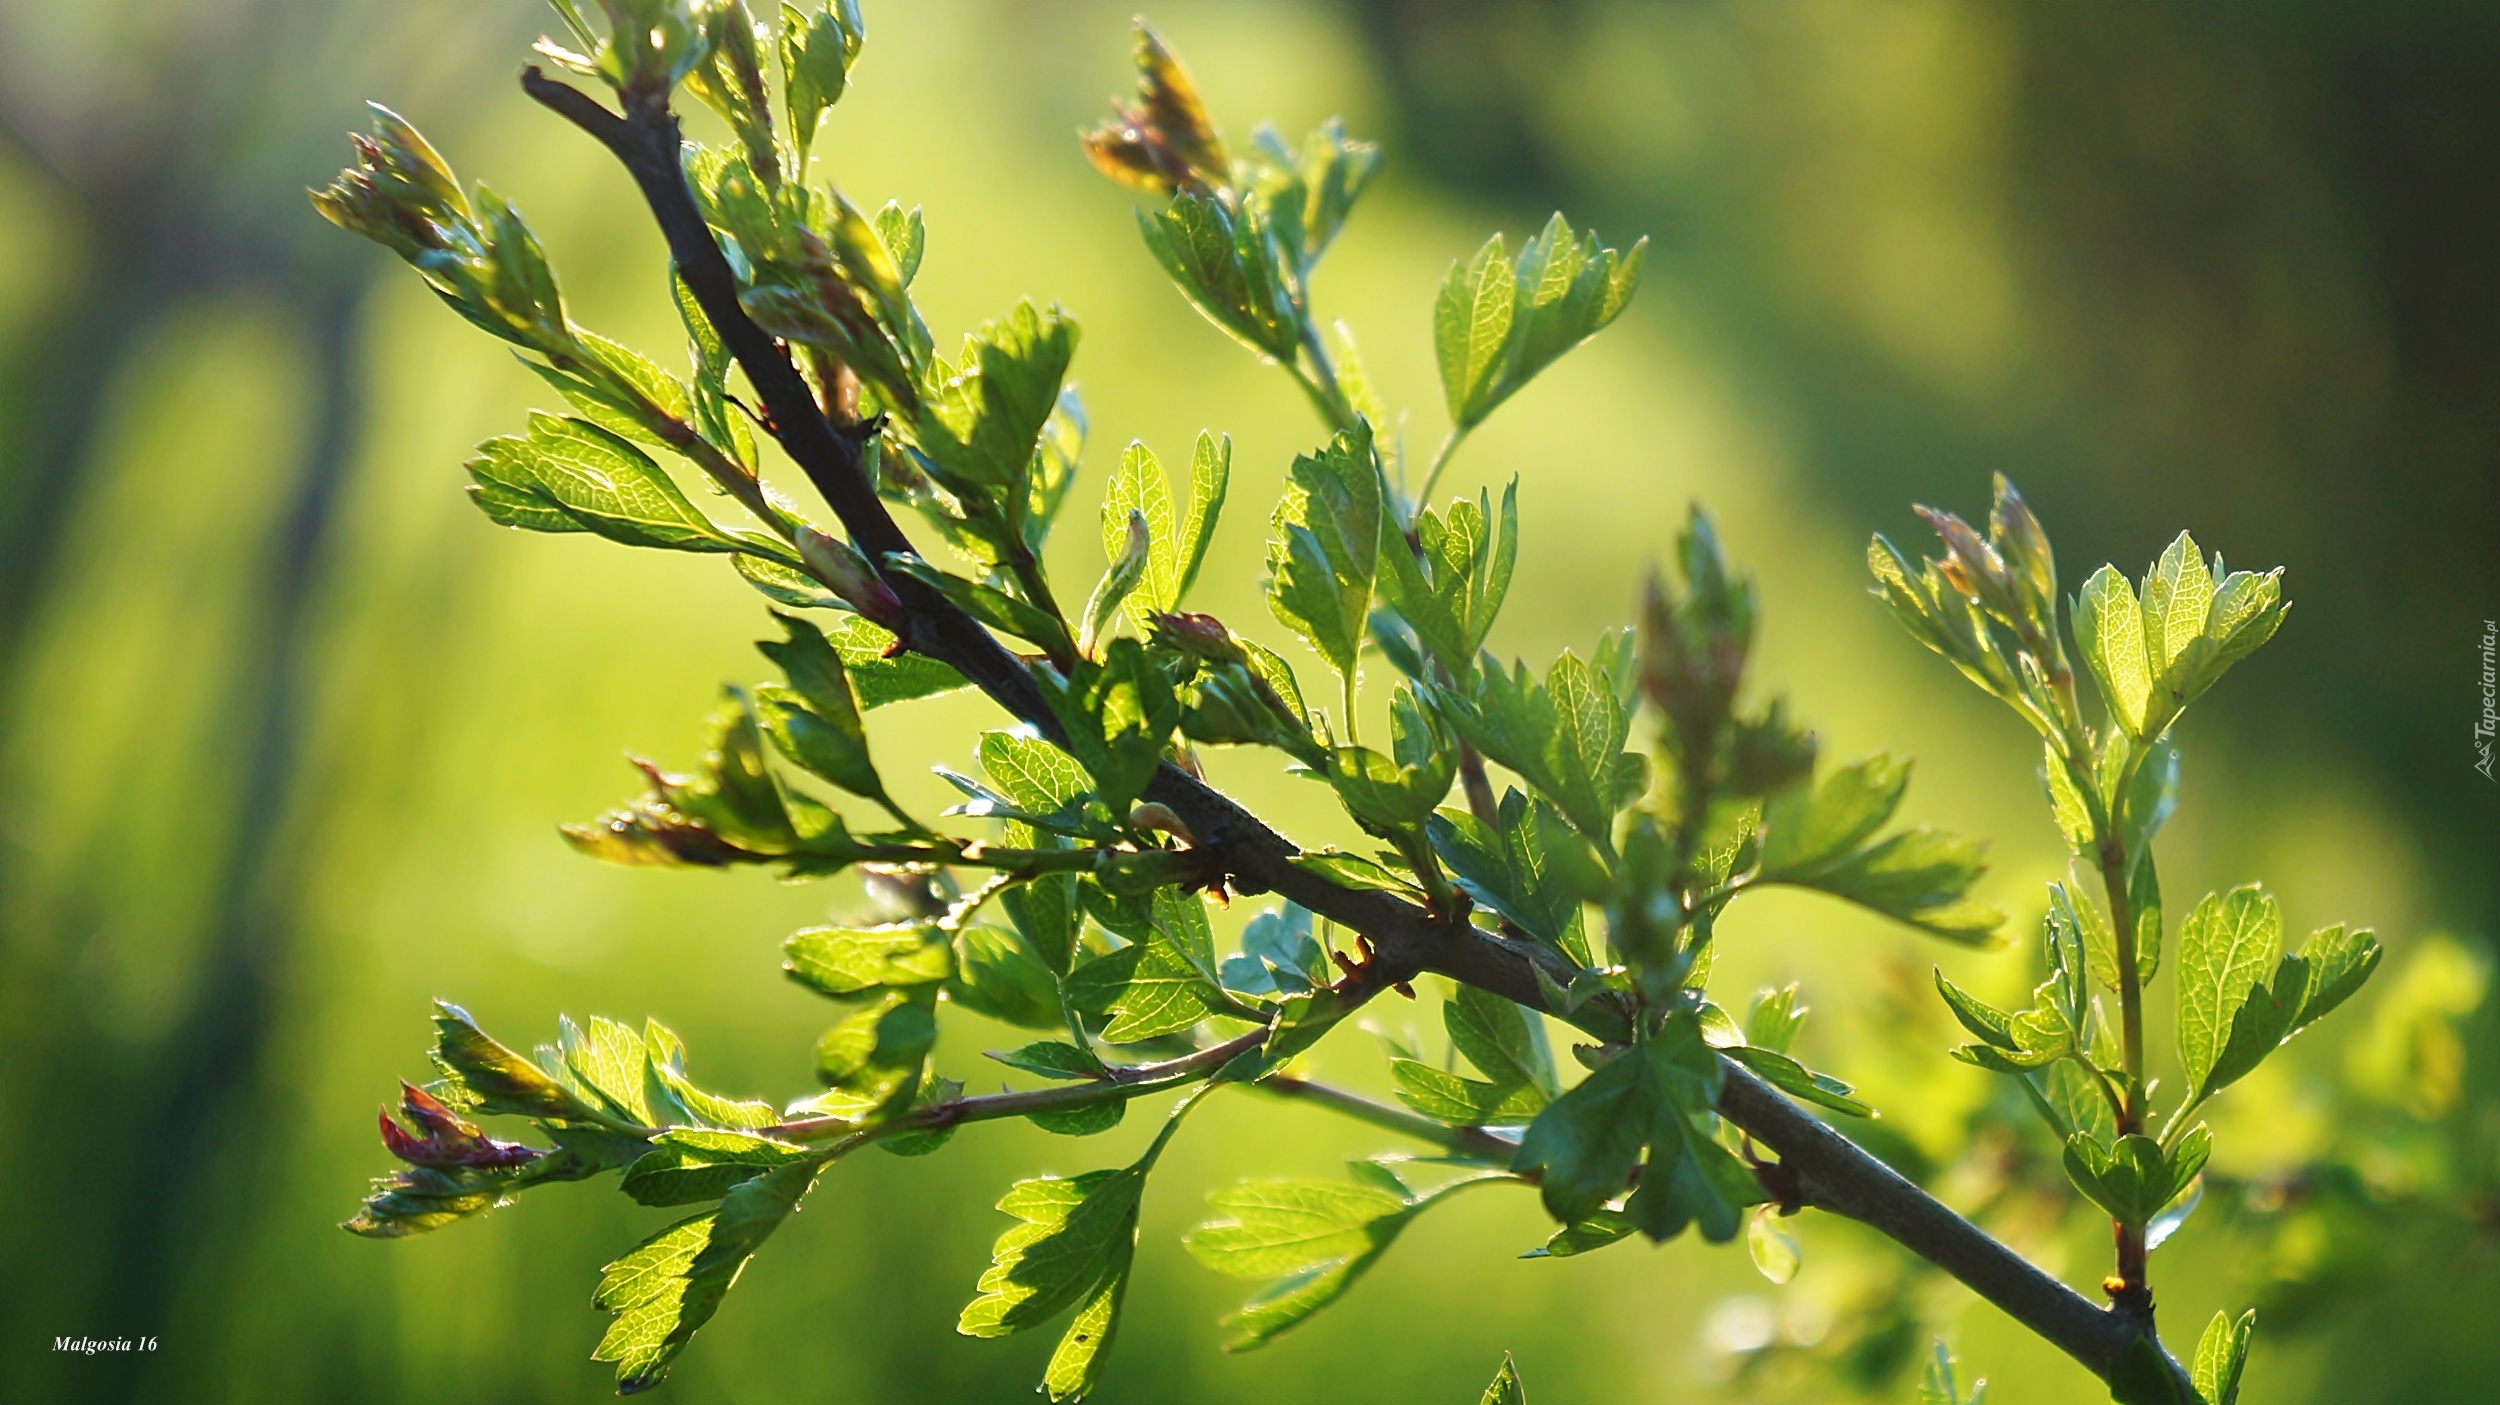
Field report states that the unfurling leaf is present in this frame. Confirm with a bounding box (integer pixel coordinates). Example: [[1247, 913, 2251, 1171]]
[[1081, 21, 1228, 196], [1479, 1353, 1528, 1405], [1377, 480, 1518, 681], [2062, 1127, 2209, 1229], [780, 0, 865, 163], [2194, 1309, 2256, 1405]]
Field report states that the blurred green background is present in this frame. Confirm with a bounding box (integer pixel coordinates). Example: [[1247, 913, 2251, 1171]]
[[2, 0, 2494, 1401]]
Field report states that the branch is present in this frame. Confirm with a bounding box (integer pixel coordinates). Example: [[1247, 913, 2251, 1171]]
[[1720, 1062, 2192, 1394], [771, 1022, 1273, 1146], [518, 68, 2187, 1398], [1253, 1073, 1520, 1163], [516, 66, 1605, 1038]]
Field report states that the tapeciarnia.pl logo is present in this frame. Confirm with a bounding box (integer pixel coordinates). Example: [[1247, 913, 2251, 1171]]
[[2477, 618, 2496, 782]]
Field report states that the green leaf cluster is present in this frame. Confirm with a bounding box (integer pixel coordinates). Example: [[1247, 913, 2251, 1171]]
[[1435, 214, 1644, 433], [1512, 1012, 1763, 1243]]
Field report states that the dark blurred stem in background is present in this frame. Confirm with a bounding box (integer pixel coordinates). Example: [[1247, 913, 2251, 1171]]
[[0, 0, 371, 1390], [84, 277, 361, 1400]]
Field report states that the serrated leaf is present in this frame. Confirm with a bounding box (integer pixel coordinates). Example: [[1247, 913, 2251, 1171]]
[[1378, 482, 1520, 681], [2075, 565, 2153, 735], [1437, 234, 1515, 429], [466, 412, 746, 554], [1265, 423, 1383, 688], [1187, 1171, 1505, 1350], [1726, 1045, 1874, 1118], [814, 613, 968, 709], [1446, 984, 1559, 1098], [1099, 945, 1227, 1043], [1176, 430, 1231, 603], [948, 924, 1065, 1030], [2177, 885, 2280, 1101], [1389, 1060, 1550, 1124], [910, 300, 1077, 521], [1425, 790, 1592, 962], [1431, 650, 1630, 852], [1760, 754, 1911, 878], [620, 1128, 811, 1206], [593, 1159, 817, 1393], [1103, 440, 1180, 624], [2062, 1127, 2208, 1229], [1772, 820, 2001, 944], [783, 923, 952, 997], [990, 1041, 1104, 1081], [1436, 216, 1644, 431], [1034, 640, 1181, 817]]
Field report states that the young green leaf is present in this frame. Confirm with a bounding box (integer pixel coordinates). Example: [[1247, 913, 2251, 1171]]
[[1425, 789, 1594, 963], [948, 924, 1066, 1030], [1176, 430, 1231, 603], [1376, 481, 1519, 680], [593, 1158, 819, 1393], [1436, 233, 1516, 430], [1514, 1013, 1755, 1241], [2074, 565, 2154, 736], [1033, 640, 1181, 817], [1436, 215, 1644, 432], [910, 300, 1078, 521], [1185, 1169, 1509, 1349], [782, 923, 952, 998], [1520, 1209, 1636, 1259], [619, 1128, 811, 1207], [1138, 192, 1302, 361], [1084, 508, 1153, 651], [467, 412, 761, 555], [2061, 1127, 2210, 1229], [1479, 1353, 1527, 1405], [2193, 1309, 2255, 1405], [1265, 423, 1383, 693], [1103, 442, 1179, 623], [1389, 1061, 1550, 1125], [2177, 885, 2281, 1102], [1446, 985, 1560, 1099], [1758, 754, 1911, 878], [1917, 1341, 1989, 1405], [779, 0, 863, 163], [1430, 650, 1632, 853]]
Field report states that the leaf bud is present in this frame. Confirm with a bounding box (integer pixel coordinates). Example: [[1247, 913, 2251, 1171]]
[[796, 525, 910, 633], [1149, 611, 1250, 668], [1081, 23, 1230, 197]]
